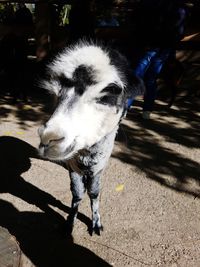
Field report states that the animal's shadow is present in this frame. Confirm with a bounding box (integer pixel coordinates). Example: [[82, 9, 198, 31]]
[[0, 136, 91, 226], [0, 199, 111, 267], [0, 137, 110, 266]]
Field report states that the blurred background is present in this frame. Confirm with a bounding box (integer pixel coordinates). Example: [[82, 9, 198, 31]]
[[0, 0, 199, 104]]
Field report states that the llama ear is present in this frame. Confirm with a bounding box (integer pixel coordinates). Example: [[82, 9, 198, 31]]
[[126, 73, 145, 98]]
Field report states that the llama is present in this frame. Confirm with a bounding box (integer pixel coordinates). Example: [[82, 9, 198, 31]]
[[38, 41, 144, 235]]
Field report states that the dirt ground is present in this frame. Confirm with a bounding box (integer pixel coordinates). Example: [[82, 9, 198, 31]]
[[0, 53, 200, 266]]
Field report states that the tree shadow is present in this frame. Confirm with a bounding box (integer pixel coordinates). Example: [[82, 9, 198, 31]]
[[115, 102, 200, 198], [0, 199, 111, 267], [0, 88, 53, 130], [117, 51, 200, 197], [129, 102, 200, 149]]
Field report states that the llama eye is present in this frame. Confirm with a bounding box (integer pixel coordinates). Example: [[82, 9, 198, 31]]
[[97, 95, 117, 106], [101, 84, 122, 95], [97, 84, 122, 105]]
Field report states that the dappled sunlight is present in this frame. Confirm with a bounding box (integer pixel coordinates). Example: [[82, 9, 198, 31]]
[[0, 93, 52, 130], [114, 131, 200, 198], [177, 50, 200, 64], [114, 90, 200, 198], [182, 32, 200, 42], [153, 112, 197, 129]]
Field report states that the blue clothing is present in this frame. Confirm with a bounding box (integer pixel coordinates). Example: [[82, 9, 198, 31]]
[[128, 48, 171, 111], [127, 0, 187, 112]]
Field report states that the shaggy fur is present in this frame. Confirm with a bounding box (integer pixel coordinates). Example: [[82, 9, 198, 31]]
[[38, 41, 144, 235]]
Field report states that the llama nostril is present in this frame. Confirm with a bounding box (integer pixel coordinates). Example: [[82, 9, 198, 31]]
[[39, 142, 48, 149], [39, 137, 65, 150], [42, 137, 65, 148], [50, 137, 65, 144]]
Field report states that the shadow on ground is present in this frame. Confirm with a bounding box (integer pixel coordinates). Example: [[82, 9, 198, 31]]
[[114, 50, 200, 197], [0, 136, 110, 266], [0, 200, 111, 267], [0, 90, 53, 130], [0, 199, 112, 267], [115, 92, 200, 198]]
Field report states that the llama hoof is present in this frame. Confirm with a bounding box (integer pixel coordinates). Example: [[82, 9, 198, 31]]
[[93, 224, 104, 236], [89, 223, 103, 236]]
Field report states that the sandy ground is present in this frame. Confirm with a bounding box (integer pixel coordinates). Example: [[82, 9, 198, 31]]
[[0, 58, 200, 266]]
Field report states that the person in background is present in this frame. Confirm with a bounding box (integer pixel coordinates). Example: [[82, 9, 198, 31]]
[[128, 0, 188, 119], [15, 3, 33, 25]]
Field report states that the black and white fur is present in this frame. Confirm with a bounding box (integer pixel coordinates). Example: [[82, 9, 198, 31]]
[[38, 41, 143, 235]]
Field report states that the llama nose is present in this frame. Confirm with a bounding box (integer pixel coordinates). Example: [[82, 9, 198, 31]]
[[39, 125, 65, 147]]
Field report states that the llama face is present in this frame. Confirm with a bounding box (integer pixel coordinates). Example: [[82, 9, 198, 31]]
[[38, 43, 133, 160]]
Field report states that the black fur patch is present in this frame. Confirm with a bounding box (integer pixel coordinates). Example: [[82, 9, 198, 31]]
[[101, 83, 122, 95], [108, 48, 145, 98], [97, 95, 119, 106], [73, 65, 96, 95], [54, 65, 96, 96], [58, 74, 74, 88]]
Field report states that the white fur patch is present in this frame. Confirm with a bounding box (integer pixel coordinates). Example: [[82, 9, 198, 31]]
[[44, 42, 125, 94]]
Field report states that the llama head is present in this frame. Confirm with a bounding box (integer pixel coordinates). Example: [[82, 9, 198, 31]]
[[38, 42, 143, 160]]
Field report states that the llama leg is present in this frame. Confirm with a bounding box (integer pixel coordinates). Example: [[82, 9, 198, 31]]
[[87, 173, 103, 235], [66, 171, 86, 234]]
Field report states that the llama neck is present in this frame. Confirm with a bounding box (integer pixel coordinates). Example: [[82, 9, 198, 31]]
[[67, 126, 119, 175]]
